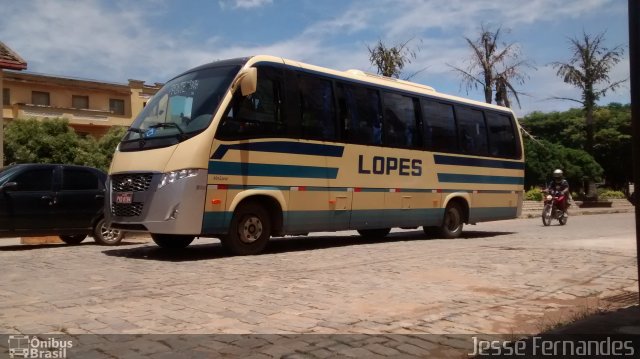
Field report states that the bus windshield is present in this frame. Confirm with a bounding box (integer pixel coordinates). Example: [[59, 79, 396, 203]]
[[120, 64, 241, 151]]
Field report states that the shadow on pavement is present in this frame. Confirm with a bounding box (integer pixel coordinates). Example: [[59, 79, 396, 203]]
[[101, 230, 514, 262], [0, 240, 143, 251], [544, 305, 640, 335]]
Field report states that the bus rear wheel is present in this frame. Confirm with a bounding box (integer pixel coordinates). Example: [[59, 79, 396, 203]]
[[439, 202, 464, 239], [151, 234, 194, 249], [222, 202, 271, 255], [357, 228, 391, 238]]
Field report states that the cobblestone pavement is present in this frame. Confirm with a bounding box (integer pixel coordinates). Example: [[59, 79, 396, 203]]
[[0, 213, 637, 357]]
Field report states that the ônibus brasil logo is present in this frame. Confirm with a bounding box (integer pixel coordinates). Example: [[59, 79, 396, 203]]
[[8, 335, 73, 358]]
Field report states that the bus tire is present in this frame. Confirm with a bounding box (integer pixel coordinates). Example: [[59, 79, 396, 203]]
[[357, 228, 391, 238], [439, 202, 464, 239], [222, 202, 271, 255], [151, 234, 194, 249], [422, 226, 438, 237]]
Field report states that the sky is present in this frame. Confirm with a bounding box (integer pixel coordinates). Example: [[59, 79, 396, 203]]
[[0, 0, 631, 117]]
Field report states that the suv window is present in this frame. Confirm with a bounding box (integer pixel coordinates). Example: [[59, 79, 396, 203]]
[[62, 168, 100, 190], [13, 168, 54, 191]]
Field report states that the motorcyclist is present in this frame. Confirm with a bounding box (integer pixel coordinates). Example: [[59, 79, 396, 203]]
[[546, 169, 570, 216]]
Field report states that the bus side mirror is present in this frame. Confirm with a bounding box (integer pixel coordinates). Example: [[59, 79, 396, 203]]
[[238, 67, 257, 96], [0, 182, 17, 192]]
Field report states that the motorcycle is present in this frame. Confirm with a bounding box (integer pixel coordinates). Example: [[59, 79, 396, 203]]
[[542, 189, 568, 226]]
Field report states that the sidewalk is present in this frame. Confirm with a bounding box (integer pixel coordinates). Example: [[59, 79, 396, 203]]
[[520, 198, 635, 218]]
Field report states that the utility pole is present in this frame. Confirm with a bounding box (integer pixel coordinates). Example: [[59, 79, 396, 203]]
[[628, 0, 640, 302]]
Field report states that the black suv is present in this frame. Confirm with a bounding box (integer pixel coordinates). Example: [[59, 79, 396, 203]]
[[0, 163, 123, 245]]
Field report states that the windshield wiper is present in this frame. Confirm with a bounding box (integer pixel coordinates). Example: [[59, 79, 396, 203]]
[[127, 127, 145, 134], [149, 122, 185, 135], [126, 127, 147, 149]]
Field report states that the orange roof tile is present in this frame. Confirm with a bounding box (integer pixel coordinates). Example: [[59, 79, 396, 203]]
[[0, 41, 27, 71]]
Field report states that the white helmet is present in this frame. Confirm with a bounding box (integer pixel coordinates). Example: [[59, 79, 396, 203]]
[[553, 169, 563, 178]]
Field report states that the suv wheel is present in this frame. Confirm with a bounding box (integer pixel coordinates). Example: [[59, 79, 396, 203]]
[[59, 235, 87, 245], [93, 217, 124, 246]]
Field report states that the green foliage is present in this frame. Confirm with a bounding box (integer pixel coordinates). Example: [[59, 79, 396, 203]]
[[521, 103, 631, 188], [524, 137, 603, 191], [3, 118, 125, 172], [525, 187, 543, 201], [5, 118, 79, 164], [367, 38, 419, 79], [596, 188, 625, 199]]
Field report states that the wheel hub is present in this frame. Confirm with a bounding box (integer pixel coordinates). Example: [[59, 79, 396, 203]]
[[240, 216, 262, 243]]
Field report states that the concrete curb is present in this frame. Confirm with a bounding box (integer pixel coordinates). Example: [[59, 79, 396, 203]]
[[519, 199, 635, 218]]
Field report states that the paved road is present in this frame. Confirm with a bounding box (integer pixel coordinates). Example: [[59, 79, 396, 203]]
[[0, 213, 637, 356]]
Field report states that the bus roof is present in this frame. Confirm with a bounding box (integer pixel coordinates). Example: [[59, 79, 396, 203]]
[[178, 55, 515, 115]]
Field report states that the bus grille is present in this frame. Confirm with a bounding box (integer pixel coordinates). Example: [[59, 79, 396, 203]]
[[111, 173, 153, 192], [112, 202, 144, 217]]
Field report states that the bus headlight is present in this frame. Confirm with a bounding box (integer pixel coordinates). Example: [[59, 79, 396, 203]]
[[158, 169, 199, 189]]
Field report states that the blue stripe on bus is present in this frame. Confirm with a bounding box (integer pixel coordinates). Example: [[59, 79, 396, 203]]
[[438, 173, 524, 185], [212, 141, 345, 160], [207, 184, 517, 194], [434, 154, 524, 170], [202, 212, 231, 233], [209, 161, 339, 179], [202, 206, 519, 235], [469, 207, 518, 222]]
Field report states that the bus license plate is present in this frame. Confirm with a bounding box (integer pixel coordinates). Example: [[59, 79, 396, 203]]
[[115, 192, 133, 204]]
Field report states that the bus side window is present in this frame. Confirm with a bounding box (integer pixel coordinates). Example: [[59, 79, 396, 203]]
[[336, 84, 381, 145], [217, 66, 284, 140], [421, 99, 458, 153], [382, 92, 419, 148], [455, 105, 489, 155], [486, 112, 517, 158], [298, 75, 336, 141]]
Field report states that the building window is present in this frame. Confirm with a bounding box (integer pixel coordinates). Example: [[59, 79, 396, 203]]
[[2, 88, 9, 106], [32, 91, 50, 106], [72, 95, 89, 109], [109, 99, 125, 115]]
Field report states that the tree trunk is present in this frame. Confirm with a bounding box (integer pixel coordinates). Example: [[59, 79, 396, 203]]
[[585, 106, 595, 156], [584, 103, 596, 198]]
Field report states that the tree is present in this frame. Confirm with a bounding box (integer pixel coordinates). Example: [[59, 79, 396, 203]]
[[521, 103, 632, 189], [96, 126, 127, 170], [450, 24, 533, 108], [367, 38, 421, 79], [524, 137, 603, 193], [4, 118, 80, 165], [3, 118, 125, 172], [551, 31, 626, 156]]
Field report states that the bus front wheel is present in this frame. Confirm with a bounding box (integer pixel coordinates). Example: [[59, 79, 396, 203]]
[[151, 234, 194, 249], [439, 202, 464, 239], [222, 202, 271, 255]]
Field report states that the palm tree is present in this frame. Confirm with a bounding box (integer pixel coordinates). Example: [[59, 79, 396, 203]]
[[450, 24, 532, 108], [551, 31, 626, 156], [367, 38, 424, 80]]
